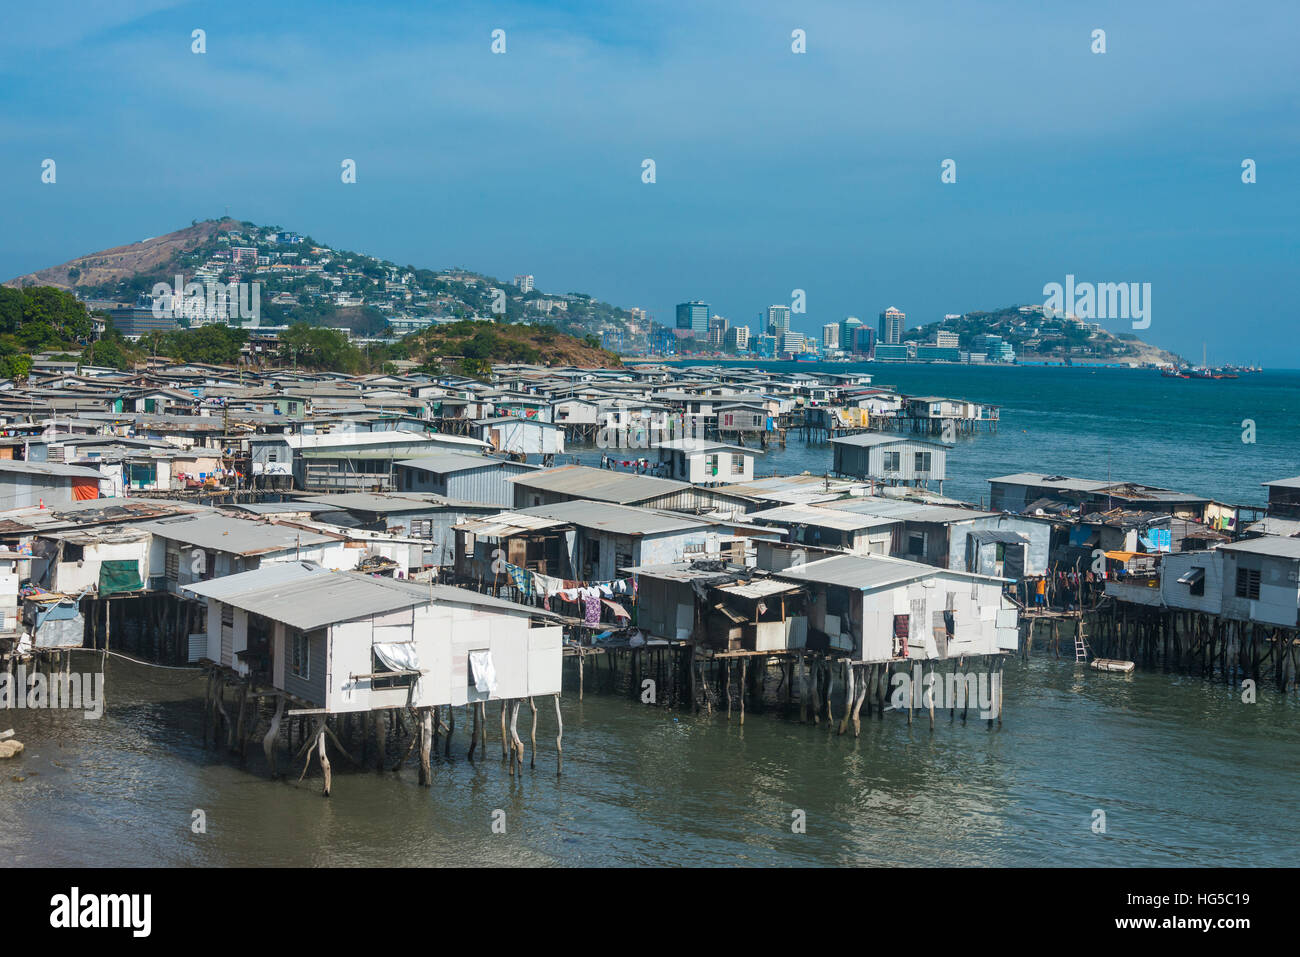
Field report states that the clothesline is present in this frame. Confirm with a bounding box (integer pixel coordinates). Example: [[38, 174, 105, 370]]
[[496, 561, 636, 623]]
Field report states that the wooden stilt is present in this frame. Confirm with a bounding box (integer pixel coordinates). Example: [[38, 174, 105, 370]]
[[468, 702, 480, 760], [263, 694, 285, 778], [419, 709, 433, 786], [553, 693, 563, 775], [317, 728, 331, 797], [528, 697, 537, 768]]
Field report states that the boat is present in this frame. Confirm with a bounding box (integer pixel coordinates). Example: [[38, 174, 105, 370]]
[[1159, 345, 1241, 380]]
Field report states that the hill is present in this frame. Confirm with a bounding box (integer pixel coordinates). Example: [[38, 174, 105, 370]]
[[407, 320, 621, 372], [5, 218, 639, 344], [902, 304, 1182, 366], [5, 221, 237, 293]]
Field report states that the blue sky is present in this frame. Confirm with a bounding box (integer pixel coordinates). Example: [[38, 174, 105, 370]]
[[2, 0, 1297, 363]]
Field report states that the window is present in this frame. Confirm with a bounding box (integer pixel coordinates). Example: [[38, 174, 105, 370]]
[[914, 452, 932, 472], [883, 451, 901, 472], [908, 532, 926, 557], [291, 631, 311, 680], [705, 454, 718, 475], [1235, 567, 1261, 600], [372, 648, 415, 690], [267, 448, 280, 463], [1178, 566, 1206, 596], [587, 538, 601, 563], [731, 454, 744, 474], [892, 614, 909, 657]]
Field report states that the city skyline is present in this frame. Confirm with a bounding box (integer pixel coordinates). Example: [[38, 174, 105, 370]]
[[2, 1, 1297, 363]]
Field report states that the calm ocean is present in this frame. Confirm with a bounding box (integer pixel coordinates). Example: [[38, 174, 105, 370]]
[[594, 362, 1300, 506]]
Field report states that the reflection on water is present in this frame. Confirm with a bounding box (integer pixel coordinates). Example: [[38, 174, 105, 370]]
[[0, 650, 1296, 866]]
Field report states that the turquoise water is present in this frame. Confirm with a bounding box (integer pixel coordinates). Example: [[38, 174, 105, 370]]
[[616, 363, 1300, 505]]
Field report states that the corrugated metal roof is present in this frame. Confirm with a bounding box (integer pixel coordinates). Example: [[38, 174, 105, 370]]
[[748, 504, 899, 532], [1218, 536, 1300, 559], [181, 562, 553, 630], [775, 554, 939, 590], [137, 514, 338, 555], [519, 500, 709, 536], [508, 465, 689, 503], [830, 433, 949, 449], [297, 492, 450, 513], [823, 497, 997, 524], [716, 578, 801, 599], [988, 472, 1111, 492], [395, 452, 537, 475], [453, 510, 570, 537], [0, 460, 109, 480]]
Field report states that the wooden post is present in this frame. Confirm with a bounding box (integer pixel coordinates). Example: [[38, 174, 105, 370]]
[[419, 708, 433, 786], [838, 661, 853, 735], [553, 693, 563, 775], [500, 701, 509, 760], [528, 697, 538, 769], [263, 694, 285, 777], [927, 663, 935, 730], [739, 659, 747, 724], [317, 728, 331, 797], [468, 701, 480, 760]]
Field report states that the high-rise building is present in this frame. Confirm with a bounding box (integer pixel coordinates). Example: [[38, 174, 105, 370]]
[[781, 331, 805, 355], [822, 323, 840, 350], [879, 306, 905, 345], [767, 304, 791, 337], [513, 274, 534, 292], [676, 301, 710, 338], [724, 325, 750, 353], [854, 326, 876, 356], [936, 330, 959, 349], [840, 316, 863, 352], [708, 315, 729, 349]]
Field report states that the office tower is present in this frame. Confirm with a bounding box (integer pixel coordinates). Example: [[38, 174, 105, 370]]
[[724, 325, 750, 353], [840, 316, 863, 352], [879, 306, 905, 345], [708, 315, 729, 348], [767, 304, 791, 337], [676, 301, 710, 338]]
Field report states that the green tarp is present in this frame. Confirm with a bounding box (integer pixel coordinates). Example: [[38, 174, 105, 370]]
[[99, 559, 144, 595]]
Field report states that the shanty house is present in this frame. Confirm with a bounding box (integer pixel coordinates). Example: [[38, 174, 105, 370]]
[[830, 434, 948, 489], [393, 452, 538, 505], [776, 553, 1018, 660], [0, 460, 109, 508], [137, 513, 351, 593], [629, 562, 807, 651], [182, 561, 562, 708], [653, 439, 759, 484], [473, 417, 565, 458]]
